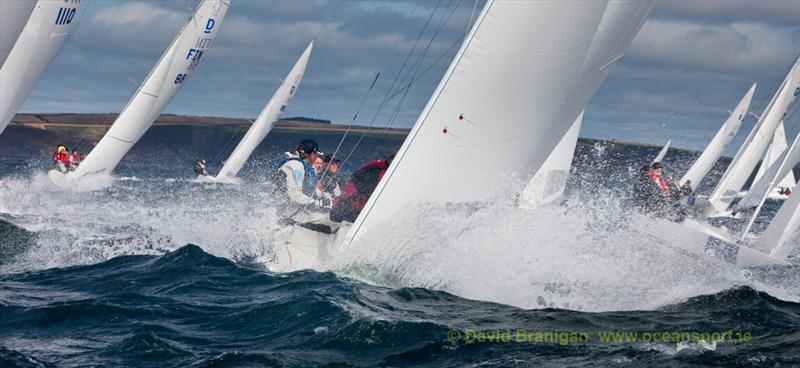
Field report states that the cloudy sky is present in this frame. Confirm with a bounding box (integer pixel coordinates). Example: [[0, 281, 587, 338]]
[[18, 0, 800, 153]]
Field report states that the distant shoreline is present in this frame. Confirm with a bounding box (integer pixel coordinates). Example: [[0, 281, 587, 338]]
[[9, 113, 410, 136]]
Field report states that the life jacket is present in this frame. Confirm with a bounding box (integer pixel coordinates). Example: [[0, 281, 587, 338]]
[[53, 151, 70, 165], [647, 172, 669, 193], [71, 153, 80, 164], [273, 156, 318, 198], [331, 160, 389, 222]]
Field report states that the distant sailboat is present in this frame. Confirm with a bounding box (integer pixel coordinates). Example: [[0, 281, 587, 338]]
[[749, 121, 796, 199], [707, 57, 800, 214], [50, 0, 229, 183], [652, 140, 671, 164], [752, 178, 800, 260], [269, 0, 655, 271], [735, 130, 799, 242], [679, 83, 755, 190], [0, 0, 36, 67], [0, 0, 84, 135], [208, 41, 314, 183]]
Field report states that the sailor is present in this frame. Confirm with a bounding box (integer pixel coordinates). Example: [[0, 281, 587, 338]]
[[330, 155, 394, 223], [193, 159, 208, 176], [70, 149, 81, 170], [53, 145, 71, 173], [272, 139, 338, 233], [318, 154, 342, 198], [647, 163, 670, 195]]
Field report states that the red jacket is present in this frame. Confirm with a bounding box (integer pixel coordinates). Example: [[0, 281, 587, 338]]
[[648, 172, 669, 193], [330, 160, 390, 222], [54, 151, 71, 166]]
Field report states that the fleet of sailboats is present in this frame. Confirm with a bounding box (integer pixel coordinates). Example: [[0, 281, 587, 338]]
[[0, 0, 796, 270], [49, 0, 229, 182]]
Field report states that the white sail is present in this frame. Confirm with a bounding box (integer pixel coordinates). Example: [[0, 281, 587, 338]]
[[214, 41, 313, 181], [652, 139, 671, 164], [0, 0, 83, 135], [708, 57, 800, 213], [736, 130, 799, 240], [0, 0, 36, 67], [753, 121, 792, 184], [679, 83, 756, 189], [70, 0, 229, 178], [343, 0, 654, 246], [752, 178, 800, 259], [519, 112, 582, 208]]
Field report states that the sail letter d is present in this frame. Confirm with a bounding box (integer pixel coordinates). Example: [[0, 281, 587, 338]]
[[204, 18, 215, 33]]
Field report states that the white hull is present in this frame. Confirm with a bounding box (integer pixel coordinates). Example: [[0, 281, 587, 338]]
[[265, 223, 352, 272], [195, 175, 240, 184], [678, 219, 790, 266]]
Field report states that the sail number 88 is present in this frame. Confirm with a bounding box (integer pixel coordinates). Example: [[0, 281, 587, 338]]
[[174, 74, 187, 84]]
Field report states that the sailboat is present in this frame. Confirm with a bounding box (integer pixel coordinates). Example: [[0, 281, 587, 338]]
[[0, 0, 36, 67], [679, 83, 756, 190], [652, 140, 671, 164], [48, 0, 229, 185], [267, 0, 655, 271], [201, 41, 314, 183], [745, 121, 796, 199], [0, 0, 84, 135], [706, 57, 800, 215], [734, 129, 799, 242], [751, 177, 800, 260]]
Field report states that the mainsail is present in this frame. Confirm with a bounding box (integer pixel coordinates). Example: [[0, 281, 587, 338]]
[[0, 0, 36, 67], [71, 0, 229, 179], [214, 41, 313, 181], [679, 83, 755, 189], [0, 0, 84, 134], [343, 0, 654, 245], [652, 140, 671, 164], [752, 178, 800, 260], [736, 130, 799, 241], [707, 57, 800, 213]]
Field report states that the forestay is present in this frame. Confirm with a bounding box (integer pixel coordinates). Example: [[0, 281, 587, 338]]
[[71, 0, 229, 179], [344, 0, 654, 246], [215, 41, 313, 181], [0, 0, 36, 67], [679, 83, 755, 189], [0, 0, 84, 134], [752, 178, 800, 260], [708, 57, 800, 213]]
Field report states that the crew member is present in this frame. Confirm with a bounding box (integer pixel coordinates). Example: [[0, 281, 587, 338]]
[[70, 149, 81, 170], [53, 145, 71, 173], [193, 160, 208, 176], [330, 155, 394, 223], [273, 139, 338, 233]]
